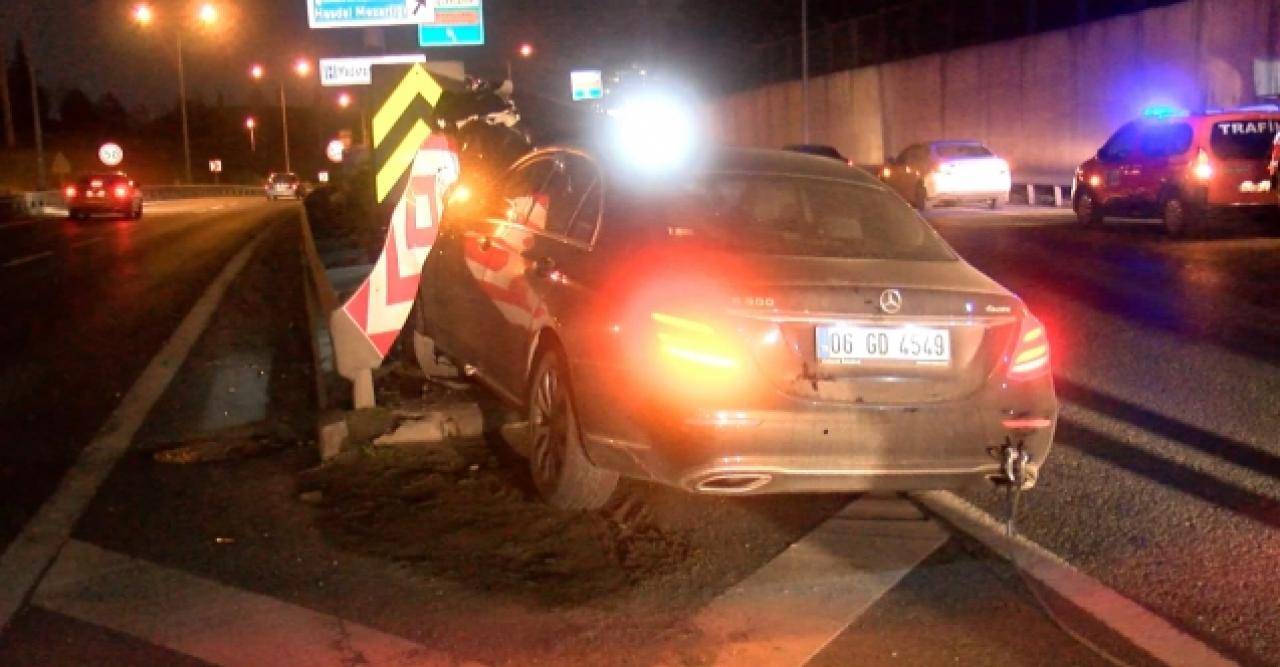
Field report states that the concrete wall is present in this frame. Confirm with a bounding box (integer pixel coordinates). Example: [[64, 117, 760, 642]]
[[711, 0, 1280, 181]]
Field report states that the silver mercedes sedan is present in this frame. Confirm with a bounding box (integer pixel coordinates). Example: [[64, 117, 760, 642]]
[[415, 146, 1056, 509]]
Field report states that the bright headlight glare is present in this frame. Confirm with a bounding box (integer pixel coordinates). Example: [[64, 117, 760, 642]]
[[610, 93, 699, 173]]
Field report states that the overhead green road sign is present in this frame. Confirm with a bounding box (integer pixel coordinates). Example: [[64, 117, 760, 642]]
[[418, 1, 484, 47], [308, 0, 435, 29]]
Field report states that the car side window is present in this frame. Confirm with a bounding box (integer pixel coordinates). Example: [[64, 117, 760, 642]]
[[567, 181, 602, 245], [499, 159, 554, 227], [1099, 123, 1141, 162], [539, 154, 600, 237], [1139, 123, 1193, 158]]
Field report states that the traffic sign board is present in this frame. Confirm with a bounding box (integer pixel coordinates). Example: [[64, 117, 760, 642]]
[[570, 70, 604, 101], [208, 160, 223, 173], [417, 1, 484, 47], [98, 143, 124, 167], [320, 54, 428, 87], [308, 0, 435, 29]]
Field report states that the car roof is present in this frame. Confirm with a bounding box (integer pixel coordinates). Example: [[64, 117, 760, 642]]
[[77, 172, 129, 181]]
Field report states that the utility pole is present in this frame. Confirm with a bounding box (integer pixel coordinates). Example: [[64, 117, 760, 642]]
[[801, 0, 811, 143], [176, 33, 193, 183], [26, 45, 45, 189], [0, 47, 15, 148]]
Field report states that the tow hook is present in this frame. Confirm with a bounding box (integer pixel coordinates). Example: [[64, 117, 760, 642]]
[[998, 438, 1030, 537]]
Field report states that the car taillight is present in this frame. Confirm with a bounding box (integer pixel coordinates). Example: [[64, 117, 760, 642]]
[[652, 312, 739, 370], [1007, 313, 1050, 381], [1192, 148, 1213, 180], [114, 185, 130, 199], [64, 186, 77, 199]]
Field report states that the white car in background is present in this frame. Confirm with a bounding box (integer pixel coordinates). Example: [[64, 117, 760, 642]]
[[881, 140, 1012, 210], [266, 173, 305, 200]]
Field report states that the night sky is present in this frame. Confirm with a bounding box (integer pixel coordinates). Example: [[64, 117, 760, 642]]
[[0, 0, 918, 117]]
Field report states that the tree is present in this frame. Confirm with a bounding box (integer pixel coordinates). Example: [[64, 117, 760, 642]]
[[96, 92, 130, 136], [58, 87, 95, 133], [5, 39, 49, 148]]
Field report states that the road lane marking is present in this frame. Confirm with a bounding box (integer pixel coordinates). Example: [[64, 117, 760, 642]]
[[0, 223, 274, 632], [34, 540, 447, 667], [1, 251, 53, 268], [915, 491, 1238, 667], [690, 496, 947, 665], [1061, 399, 1278, 499]]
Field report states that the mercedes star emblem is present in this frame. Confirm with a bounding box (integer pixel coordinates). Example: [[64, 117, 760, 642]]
[[879, 289, 903, 314]]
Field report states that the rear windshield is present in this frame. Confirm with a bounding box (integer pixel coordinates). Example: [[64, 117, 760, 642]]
[[77, 175, 126, 187], [1210, 119, 1280, 160], [934, 143, 992, 159], [657, 174, 955, 261], [269, 174, 299, 184]]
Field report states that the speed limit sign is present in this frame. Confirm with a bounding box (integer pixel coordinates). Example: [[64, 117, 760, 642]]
[[98, 142, 124, 167]]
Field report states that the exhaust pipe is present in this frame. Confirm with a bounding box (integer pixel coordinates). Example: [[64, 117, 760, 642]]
[[696, 473, 772, 493]]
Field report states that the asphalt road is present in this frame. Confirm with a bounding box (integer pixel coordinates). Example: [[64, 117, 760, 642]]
[[929, 205, 1280, 665], [0, 198, 294, 549], [0, 201, 1275, 665]]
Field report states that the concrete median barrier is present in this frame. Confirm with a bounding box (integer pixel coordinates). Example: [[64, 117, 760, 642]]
[[297, 65, 460, 417]]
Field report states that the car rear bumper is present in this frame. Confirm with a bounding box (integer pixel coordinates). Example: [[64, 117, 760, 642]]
[[69, 200, 136, 213], [577, 364, 1056, 495]]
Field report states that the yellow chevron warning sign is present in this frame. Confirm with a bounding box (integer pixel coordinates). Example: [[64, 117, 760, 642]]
[[372, 64, 445, 202]]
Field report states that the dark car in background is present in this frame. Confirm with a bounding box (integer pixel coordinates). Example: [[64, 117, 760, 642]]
[[881, 140, 1011, 210], [1074, 106, 1280, 237], [414, 146, 1056, 510], [65, 173, 143, 221], [784, 143, 854, 165]]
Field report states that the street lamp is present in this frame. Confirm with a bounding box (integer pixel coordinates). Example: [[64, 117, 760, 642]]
[[507, 42, 534, 83], [132, 2, 220, 184], [244, 116, 256, 152], [250, 60, 312, 174]]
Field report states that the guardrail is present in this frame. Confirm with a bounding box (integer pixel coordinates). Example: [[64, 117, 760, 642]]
[[0, 185, 266, 220], [142, 184, 264, 201]]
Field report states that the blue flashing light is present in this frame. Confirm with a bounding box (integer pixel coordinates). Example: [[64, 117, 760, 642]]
[[1142, 104, 1189, 119]]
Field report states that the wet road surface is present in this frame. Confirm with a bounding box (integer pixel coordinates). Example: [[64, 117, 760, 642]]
[[0, 202, 1274, 665]]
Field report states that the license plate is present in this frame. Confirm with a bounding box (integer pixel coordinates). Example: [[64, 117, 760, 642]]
[[816, 325, 951, 365], [1239, 180, 1271, 193]]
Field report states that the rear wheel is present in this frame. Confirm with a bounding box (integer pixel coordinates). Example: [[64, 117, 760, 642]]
[[1162, 197, 1200, 238], [1076, 191, 1103, 226], [527, 347, 617, 510], [913, 183, 931, 211]]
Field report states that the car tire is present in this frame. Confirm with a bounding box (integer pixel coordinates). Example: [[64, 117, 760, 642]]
[[1162, 197, 1199, 239], [527, 346, 618, 511], [1076, 191, 1103, 226], [131, 204, 143, 220], [913, 183, 931, 211]]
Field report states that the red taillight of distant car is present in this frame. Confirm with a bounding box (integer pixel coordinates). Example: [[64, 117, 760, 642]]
[[114, 184, 130, 199], [64, 186, 77, 199], [1007, 314, 1051, 381]]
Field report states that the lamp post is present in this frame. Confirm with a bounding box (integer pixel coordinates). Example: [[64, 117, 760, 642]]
[[132, 2, 219, 184], [244, 116, 256, 152], [506, 42, 535, 84], [800, 0, 811, 143], [337, 92, 369, 147], [250, 58, 312, 174]]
